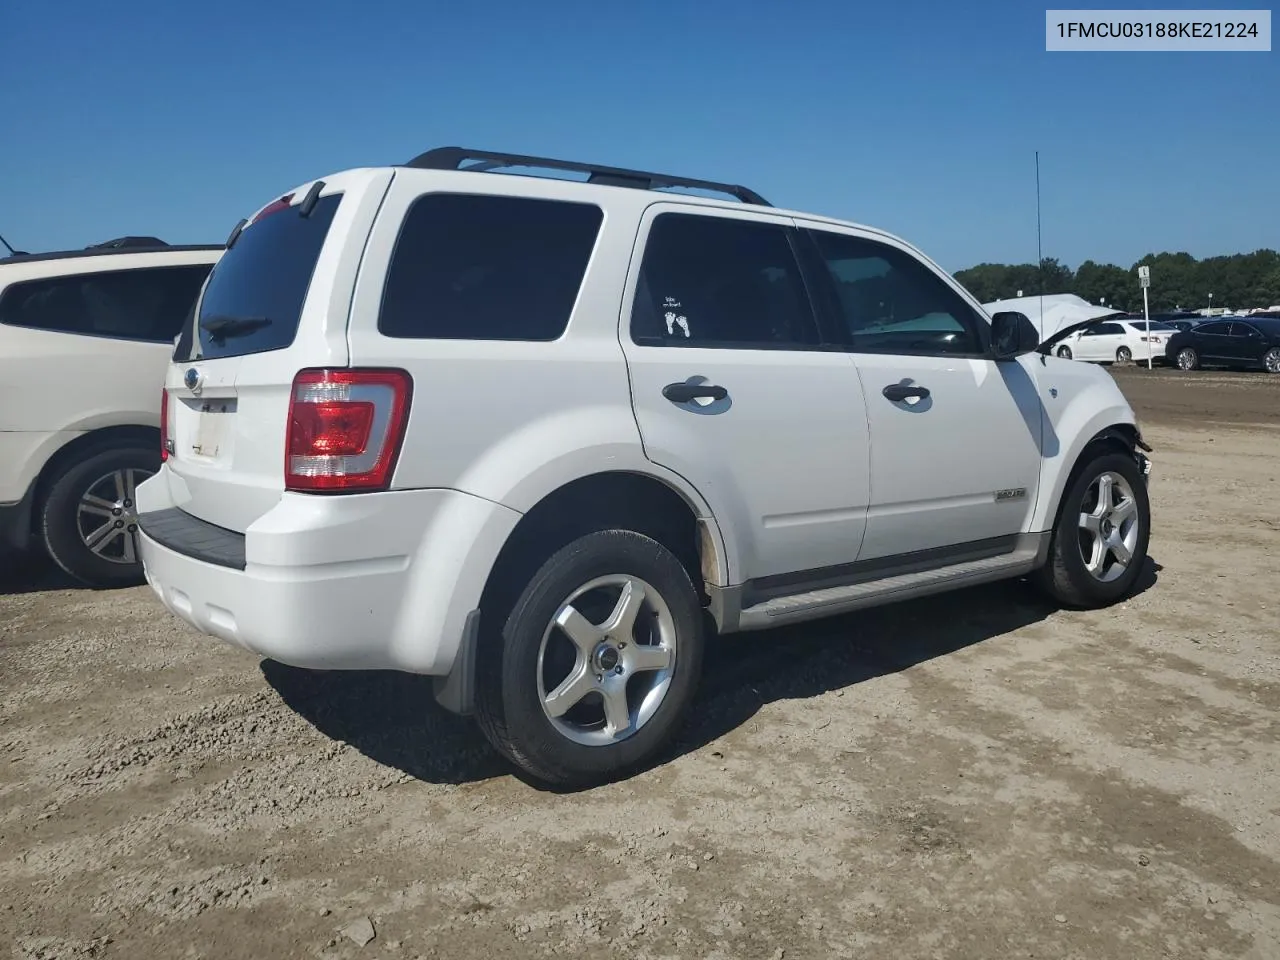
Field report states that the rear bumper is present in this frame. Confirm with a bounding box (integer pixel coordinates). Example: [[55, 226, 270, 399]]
[[136, 470, 521, 675]]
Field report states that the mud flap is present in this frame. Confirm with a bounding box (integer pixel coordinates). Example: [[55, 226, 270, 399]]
[[432, 609, 480, 716]]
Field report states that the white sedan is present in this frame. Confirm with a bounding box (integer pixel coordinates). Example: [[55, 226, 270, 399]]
[[1051, 319, 1179, 365]]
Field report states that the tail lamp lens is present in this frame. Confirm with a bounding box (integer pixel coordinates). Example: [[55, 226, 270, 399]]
[[285, 369, 412, 492]]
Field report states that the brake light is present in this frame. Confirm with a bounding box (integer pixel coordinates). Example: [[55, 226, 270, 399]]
[[285, 369, 412, 492], [251, 194, 295, 224], [160, 387, 170, 461]]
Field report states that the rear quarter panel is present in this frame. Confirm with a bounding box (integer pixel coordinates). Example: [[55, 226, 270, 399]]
[[344, 172, 735, 582]]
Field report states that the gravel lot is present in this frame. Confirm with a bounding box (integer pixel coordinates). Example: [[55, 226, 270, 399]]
[[3, 365, 1278, 960]]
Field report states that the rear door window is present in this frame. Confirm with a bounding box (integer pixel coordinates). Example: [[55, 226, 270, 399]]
[[0, 265, 213, 343], [185, 193, 343, 361], [631, 213, 819, 349], [378, 193, 603, 341]]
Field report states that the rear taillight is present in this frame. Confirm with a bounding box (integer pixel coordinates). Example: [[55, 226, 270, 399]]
[[160, 388, 170, 461], [285, 369, 412, 492]]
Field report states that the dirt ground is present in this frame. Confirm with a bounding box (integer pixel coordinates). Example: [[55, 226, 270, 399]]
[[3, 365, 1278, 960]]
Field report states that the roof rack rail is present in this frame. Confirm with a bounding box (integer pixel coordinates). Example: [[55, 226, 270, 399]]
[[88, 236, 168, 249], [403, 146, 770, 206]]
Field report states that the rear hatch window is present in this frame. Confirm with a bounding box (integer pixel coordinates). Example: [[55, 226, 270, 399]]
[[176, 193, 342, 361]]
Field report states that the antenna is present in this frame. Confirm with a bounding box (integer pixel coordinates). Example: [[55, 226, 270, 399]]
[[0, 232, 26, 257], [1035, 151, 1044, 324]]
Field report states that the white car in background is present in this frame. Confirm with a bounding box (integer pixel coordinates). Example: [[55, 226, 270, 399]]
[[0, 239, 221, 586], [1051, 319, 1178, 365]]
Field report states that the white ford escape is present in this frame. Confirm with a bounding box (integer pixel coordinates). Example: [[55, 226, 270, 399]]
[[137, 147, 1153, 787]]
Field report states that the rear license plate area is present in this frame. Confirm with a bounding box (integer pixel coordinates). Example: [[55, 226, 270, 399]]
[[180, 398, 237, 462]]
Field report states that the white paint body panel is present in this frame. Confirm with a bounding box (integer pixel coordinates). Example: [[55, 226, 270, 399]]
[[619, 203, 871, 582]]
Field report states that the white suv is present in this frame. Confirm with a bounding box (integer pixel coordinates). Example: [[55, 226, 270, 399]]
[[136, 148, 1153, 787], [0, 239, 221, 586]]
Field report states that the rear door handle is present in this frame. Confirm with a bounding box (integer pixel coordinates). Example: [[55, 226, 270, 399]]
[[882, 383, 930, 402], [663, 382, 728, 404]]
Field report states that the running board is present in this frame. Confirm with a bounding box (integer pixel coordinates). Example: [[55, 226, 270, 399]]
[[722, 536, 1048, 633]]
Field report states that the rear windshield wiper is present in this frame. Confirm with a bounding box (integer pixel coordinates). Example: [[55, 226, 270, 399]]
[[199, 314, 271, 342]]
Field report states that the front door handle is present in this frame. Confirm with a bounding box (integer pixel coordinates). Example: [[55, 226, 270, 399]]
[[663, 382, 728, 404], [882, 383, 930, 402]]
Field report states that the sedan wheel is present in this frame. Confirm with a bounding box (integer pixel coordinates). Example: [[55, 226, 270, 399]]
[[1057, 345, 1073, 359], [1177, 347, 1199, 371], [1264, 347, 1280, 374], [1116, 346, 1132, 363]]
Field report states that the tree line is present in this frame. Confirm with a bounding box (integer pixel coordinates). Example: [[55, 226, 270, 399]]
[[954, 249, 1280, 314]]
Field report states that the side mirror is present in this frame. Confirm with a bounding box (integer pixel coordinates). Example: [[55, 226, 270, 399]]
[[990, 311, 1040, 359]]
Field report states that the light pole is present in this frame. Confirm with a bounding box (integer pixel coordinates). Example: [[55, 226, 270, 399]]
[[1208, 292, 1214, 315]]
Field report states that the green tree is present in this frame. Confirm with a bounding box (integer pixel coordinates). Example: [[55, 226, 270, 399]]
[[1075, 261, 1135, 311], [955, 250, 1280, 314]]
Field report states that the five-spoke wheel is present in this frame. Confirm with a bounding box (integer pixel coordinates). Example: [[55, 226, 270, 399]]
[[538, 574, 678, 745], [1034, 449, 1151, 608], [1076, 471, 1140, 583], [475, 529, 704, 788]]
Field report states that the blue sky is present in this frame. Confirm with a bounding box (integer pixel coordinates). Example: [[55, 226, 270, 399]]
[[1, 0, 1276, 272]]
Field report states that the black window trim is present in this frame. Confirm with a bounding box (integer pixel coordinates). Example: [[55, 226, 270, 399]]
[[0, 263, 217, 346], [626, 209, 834, 353], [795, 226, 995, 360], [377, 190, 606, 344]]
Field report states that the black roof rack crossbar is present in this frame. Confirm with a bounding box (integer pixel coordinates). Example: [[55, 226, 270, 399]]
[[403, 146, 770, 206]]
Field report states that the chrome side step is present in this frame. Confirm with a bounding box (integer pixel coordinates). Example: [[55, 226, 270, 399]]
[[722, 535, 1048, 633]]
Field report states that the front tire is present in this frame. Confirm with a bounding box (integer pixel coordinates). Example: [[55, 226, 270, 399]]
[[1033, 450, 1150, 609], [40, 443, 158, 588], [475, 530, 705, 788]]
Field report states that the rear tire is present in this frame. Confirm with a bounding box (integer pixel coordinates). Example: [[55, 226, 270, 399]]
[[40, 443, 158, 588], [1056, 345, 1073, 359], [1264, 347, 1280, 374], [1033, 450, 1150, 609], [474, 529, 705, 788], [1116, 346, 1132, 363]]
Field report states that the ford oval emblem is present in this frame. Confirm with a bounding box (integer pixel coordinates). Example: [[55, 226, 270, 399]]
[[184, 367, 202, 394]]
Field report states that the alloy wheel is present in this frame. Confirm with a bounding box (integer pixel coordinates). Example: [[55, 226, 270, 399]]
[[1077, 471, 1141, 583], [75, 468, 151, 565], [536, 574, 678, 746]]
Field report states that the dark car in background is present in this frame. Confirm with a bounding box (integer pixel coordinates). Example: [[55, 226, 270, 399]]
[[1165, 317, 1280, 373]]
